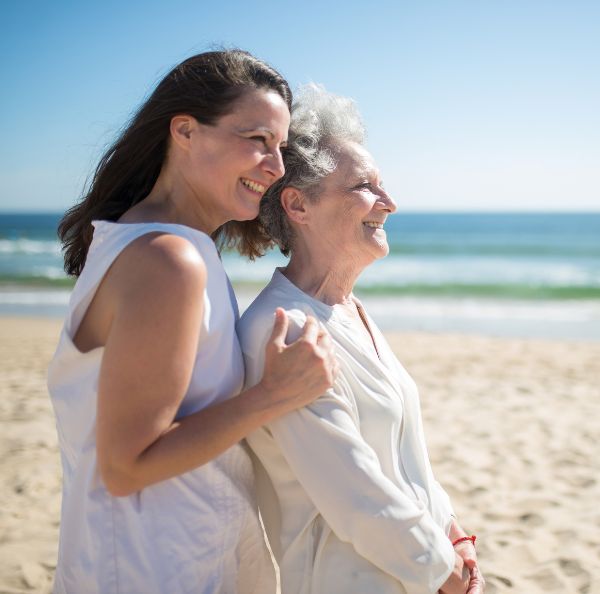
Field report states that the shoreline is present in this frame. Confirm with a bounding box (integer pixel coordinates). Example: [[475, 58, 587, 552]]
[[2, 285, 600, 342], [0, 317, 599, 592]]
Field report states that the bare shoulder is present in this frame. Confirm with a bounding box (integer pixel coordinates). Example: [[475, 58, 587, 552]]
[[109, 232, 207, 301], [114, 233, 206, 285], [117, 232, 206, 276], [75, 232, 207, 351]]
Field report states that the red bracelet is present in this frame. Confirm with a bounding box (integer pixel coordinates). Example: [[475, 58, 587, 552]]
[[452, 535, 476, 547]]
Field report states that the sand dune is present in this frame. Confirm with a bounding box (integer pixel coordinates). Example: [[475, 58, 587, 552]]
[[1, 318, 599, 593]]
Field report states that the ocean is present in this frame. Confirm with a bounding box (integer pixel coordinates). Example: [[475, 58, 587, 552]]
[[1, 212, 599, 339]]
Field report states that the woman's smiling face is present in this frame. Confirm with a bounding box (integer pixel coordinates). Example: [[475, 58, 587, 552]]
[[183, 87, 290, 226], [302, 141, 397, 270]]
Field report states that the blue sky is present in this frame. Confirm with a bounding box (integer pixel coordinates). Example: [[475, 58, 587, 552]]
[[1, 0, 598, 212]]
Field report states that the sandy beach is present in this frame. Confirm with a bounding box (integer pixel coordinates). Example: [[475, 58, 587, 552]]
[[0, 317, 599, 593]]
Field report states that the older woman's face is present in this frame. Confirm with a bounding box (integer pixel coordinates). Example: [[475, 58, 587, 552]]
[[305, 141, 396, 268]]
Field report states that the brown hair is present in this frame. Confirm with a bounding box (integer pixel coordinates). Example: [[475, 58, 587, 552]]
[[59, 49, 291, 275]]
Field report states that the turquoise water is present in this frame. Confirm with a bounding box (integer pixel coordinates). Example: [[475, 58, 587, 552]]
[[2, 212, 600, 296], [1, 212, 599, 338], [223, 212, 600, 300]]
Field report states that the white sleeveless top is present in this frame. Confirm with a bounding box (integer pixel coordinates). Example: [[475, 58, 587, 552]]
[[47, 221, 275, 594]]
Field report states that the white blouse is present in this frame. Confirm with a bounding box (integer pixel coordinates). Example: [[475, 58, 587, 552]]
[[237, 269, 456, 594], [48, 222, 275, 594]]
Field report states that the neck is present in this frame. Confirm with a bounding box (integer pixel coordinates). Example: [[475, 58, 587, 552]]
[[283, 249, 363, 306], [124, 166, 224, 235]]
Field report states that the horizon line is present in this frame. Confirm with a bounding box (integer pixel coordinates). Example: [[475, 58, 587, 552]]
[[2, 209, 600, 216]]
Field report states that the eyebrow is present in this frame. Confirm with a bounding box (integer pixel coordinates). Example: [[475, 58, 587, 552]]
[[348, 172, 384, 190], [350, 165, 379, 179], [240, 126, 284, 138], [239, 125, 271, 135], [239, 126, 288, 145]]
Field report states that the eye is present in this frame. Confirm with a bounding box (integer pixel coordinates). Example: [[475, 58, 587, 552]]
[[249, 135, 268, 145], [354, 182, 374, 190], [354, 180, 385, 193]]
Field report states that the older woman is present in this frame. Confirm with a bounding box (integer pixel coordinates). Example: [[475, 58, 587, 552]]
[[237, 86, 484, 594]]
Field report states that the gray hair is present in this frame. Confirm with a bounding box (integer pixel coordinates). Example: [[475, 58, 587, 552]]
[[259, 84, 365, 256]]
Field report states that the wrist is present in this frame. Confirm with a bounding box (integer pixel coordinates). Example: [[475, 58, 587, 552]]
[[448, 519, 466, 541], [452, 535, 476, 548], [249, 380, 289, 422]]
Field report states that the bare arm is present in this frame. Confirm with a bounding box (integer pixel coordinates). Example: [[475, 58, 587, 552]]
[[95, 234, 335, 496]]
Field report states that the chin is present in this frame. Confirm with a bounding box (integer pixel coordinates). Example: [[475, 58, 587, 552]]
[[373, 240, 390, 259], [233, 203, 261, 223]]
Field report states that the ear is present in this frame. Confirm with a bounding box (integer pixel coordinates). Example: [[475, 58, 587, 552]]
[[280, 187, 309, 225], [169, 115, 196, 150]]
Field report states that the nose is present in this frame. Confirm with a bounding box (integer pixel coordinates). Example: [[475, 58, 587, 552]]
[[263, 149, 285, 180], [378, 188, 397, 214]]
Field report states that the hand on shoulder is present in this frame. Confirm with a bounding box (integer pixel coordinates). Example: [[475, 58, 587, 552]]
[[258, 308, 338, 414]]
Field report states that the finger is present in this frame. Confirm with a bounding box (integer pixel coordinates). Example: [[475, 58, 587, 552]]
[[269, 308, 289, 348], [316, 331, 333, 351], [316, 326, 329, 341], [330, 349, 339, 369], [316, 325, 330, 340], [331, 359, 340, 380], [316, 322, 329, 338], [467, 567, 483, 593], [324, 355, 338, 383], [462, 556, 477, 570], [300, 315, 320, 343]]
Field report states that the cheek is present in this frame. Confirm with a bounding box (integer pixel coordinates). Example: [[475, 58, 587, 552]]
[[237, 141, 263, 165], [192, 146, 224, 176], [347, 196, 374, 223], [339, 194, 366, 217], [215, 140, 258, 171]]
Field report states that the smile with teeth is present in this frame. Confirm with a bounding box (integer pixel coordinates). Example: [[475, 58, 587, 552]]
[[363, 221, 384, 229], [240, 178, 266, 194]]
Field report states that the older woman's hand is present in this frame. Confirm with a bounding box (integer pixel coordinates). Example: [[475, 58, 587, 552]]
[[439, 553, 470, 594], [459, 551, 485, 593], [467, 566, 485, 593], [448, 521, 484, 591], [454, 540, 478, 573], [259, 308, 338, 412]]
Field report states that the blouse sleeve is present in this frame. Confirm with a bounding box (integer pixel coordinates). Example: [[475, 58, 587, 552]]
[[248, 308, 455, 594], [433, 480, 456, 534]]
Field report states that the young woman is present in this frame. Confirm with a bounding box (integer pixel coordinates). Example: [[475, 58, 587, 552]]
[[48, 51, 337, 594]]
